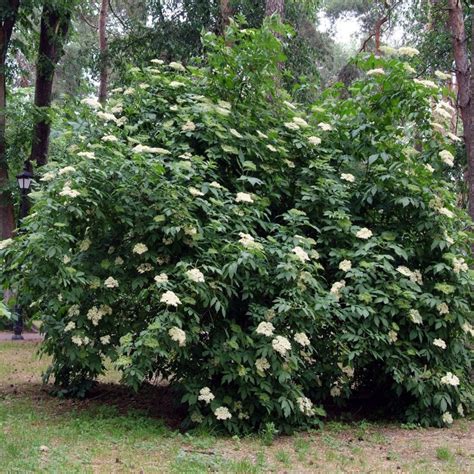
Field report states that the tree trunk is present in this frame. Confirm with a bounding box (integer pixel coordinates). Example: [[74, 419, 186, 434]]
[[220, 0, 232, 33], [265, 0, 284, 18], [29, 5, 70, 167], [374, 15, 388, 54], [447, 0, 474, 221], [0, 0, 19, 239], [98, 0, 108, 104]]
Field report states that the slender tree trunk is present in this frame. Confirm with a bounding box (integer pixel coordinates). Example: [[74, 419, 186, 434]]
[[29, 5, 70, 167], [448, 0, 474, 221], [0, 0, 19, 239], [265, 0, 284, 18], [220, 0, 232, 33], [374, 15, 388, 54], [98, 0, 108, 104]]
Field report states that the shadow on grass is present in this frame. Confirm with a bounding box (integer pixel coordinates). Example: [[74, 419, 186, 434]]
[[0, 380, 186, 431]]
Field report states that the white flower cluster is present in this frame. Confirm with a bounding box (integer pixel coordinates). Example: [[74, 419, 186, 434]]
[[318, 122, 332, 131], [397, 46, 420, 57], [235, 192, 254, 203], [293, 116, 308, 128], [169, 81, 185, 89], [272, 335, 291, 356], [439, 150, 454, 167], [59, 184, 80, 198], [284, 121, 299, 131], [462, 322, 474, 337], [397, 266, 412, 277], [437, 303, 449, 315], [308, 136, 321, 145], [169, 61, 186, 72], [356, 227, 372, 239], [189, 187, 204, 197], [292, 246, 310, 263], [104, 276, 119, 288], [97, 111, 118, 122], [341, 173, 355, 182], [67, 304, 80, 318], [40, 171, 55, 182], [81, 97, 101, 109], [442, 412, 453, 424], [101, 135, 118, 142], [58, 166, 76, 175], [182, 121, 196, 132], [71, 335, 90, 346], [339, 260, 352, 272], [296, 396, 315, 416], [161, 290, 181, 307], [396, 266, 423, 284], [330, 280, 346, 299], [440, 372, 460, 387], [414, 78, 438, 89], [154, 273, 168, 284], [452, 257, 468, 274], [214, 406, 232, 420], [133, 243, 148, 255], [198, 387, 215, 404], [100, 335, 111, 345], [238, 232, 262, 250], [0, 238, 13, 250], [87, 305, 112, 326], [256, 321, 274, 337], [186, 268, 205, 283], [168, 326, 186, 346], [78, 151, 95, 159], [367, 68, 385, 76], [409, 309, 423, 325], [137, 263, 153, 273], [64, 321, 76, 332], [433, 338, 447, 349], [388, 330, 398, 344], [294, 332, 310, 347], [255, 358, 270, 372], [132, 144, 170, 155]]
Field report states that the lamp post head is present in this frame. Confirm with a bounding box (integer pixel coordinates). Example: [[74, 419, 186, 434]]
[[16, 165, 34, 191]]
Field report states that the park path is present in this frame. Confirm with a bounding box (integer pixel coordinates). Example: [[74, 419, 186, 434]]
[[0, 331, 43, 341]]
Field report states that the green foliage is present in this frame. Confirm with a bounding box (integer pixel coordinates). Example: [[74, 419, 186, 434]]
[[0, 19, 473, 434]]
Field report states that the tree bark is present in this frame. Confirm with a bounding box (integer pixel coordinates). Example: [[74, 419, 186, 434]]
[[29, 5, 70, 167], [447, 0, 474, 221], [374, 15, 388, 54], [98, 0, 108, 104], [265, 0, 284, 18], [0, 0, 19, 239], [219, 0, 232, 33]]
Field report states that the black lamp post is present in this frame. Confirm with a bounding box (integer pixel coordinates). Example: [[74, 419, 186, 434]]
[[12, 163, 34, 340]]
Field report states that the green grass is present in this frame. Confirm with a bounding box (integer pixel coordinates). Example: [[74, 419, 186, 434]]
[[0, 341, 472, 473], [436, 446, 455, 462]]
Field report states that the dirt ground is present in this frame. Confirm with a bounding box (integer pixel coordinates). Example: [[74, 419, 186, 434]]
[[1, 340, 472, 473]]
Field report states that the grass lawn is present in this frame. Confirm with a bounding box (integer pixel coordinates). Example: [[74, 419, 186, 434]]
[[0, 341, 472, 473]]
